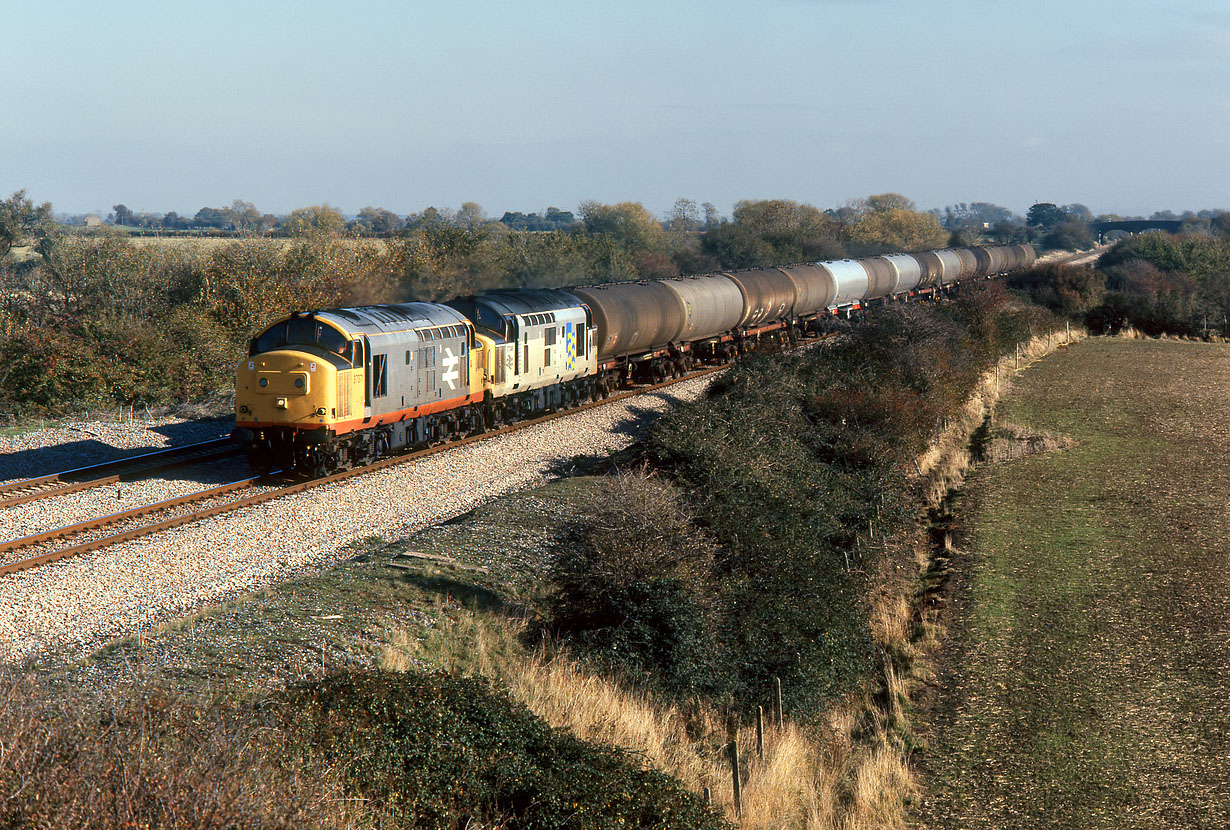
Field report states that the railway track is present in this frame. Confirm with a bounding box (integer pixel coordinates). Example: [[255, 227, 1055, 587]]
[[0, 438, 241, 509], [0, 361, 733, 579], [1, 245, 1087, 583]]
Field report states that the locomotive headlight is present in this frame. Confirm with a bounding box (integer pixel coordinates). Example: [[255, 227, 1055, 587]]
[[239, 405, 250, 414], [276, 397, 287, 409], [316, 407, 326, 416]]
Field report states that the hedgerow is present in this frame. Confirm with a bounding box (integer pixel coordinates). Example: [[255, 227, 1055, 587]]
[[546, 286, 1063, 720]]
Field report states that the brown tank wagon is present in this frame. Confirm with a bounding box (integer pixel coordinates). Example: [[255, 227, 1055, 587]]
[[721, 267, 798, 327], [659, 274, 746, 342], [777, 264, 837, 317], [953, 249, 979, 280], [858, 257, 898, 301], [570, 282, 686, 360]]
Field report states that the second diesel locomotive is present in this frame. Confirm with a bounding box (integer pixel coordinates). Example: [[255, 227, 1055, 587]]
[[232, 244, 1035, 474]]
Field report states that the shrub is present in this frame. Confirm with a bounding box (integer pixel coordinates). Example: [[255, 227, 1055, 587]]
[[1005, 263, 1107, 317], [1089, 233, 1230, 336], [543, 471, 727, 699], [637, 297, 1058, 719]]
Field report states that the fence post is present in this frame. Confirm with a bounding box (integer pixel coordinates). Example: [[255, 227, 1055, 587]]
[[756, 706, 764, 759], [703, 786, 711, 805], [774, 677, 784, 725], [728, 740, 742, 819]]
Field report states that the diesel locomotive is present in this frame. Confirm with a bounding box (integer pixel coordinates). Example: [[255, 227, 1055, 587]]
[[232, 244, 1035, 474]]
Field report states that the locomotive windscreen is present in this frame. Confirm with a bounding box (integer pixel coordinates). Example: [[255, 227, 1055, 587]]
[[250, 316, 353, 363]]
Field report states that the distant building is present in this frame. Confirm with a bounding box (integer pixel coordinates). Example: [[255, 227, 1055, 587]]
[[84, 215, 102, 227]]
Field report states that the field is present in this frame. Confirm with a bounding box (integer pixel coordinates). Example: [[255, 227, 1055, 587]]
[[914, 337, 1230, 828]]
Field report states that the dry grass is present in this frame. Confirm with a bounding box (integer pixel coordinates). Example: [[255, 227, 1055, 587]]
[[381, 605, 911, 828], [915, 329, 1086, 507]]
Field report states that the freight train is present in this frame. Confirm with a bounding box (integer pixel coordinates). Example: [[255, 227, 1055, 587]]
[[231, 244, 1035, 474]]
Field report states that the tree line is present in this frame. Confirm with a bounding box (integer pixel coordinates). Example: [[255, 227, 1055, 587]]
[[2, 186, 1228, 417], [1008, 231, 1230, 338]]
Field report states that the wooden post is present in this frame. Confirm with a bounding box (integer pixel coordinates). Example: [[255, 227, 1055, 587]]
[[703, 786, 711, 805], [728, 740, 742, 818], [774, 677, 784, 725], [1066, 319, 1071, 345], [756, 706, 764, 759]]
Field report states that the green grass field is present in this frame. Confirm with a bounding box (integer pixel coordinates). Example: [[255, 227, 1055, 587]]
[[914, 337, 1230, 828]]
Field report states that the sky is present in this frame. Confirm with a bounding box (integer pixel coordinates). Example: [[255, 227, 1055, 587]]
[[3, 0, 1228, 220]]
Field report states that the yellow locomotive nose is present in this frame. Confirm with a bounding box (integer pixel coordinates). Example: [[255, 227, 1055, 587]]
[[235, 352, 335, 426]]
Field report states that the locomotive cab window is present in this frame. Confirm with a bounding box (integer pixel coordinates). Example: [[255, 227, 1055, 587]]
[[250, 316, 352, 363]]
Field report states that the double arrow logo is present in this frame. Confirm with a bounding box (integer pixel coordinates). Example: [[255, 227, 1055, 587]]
[[442, 347, 460, 389]]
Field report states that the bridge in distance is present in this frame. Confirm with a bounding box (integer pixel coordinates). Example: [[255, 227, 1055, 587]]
[[1088, 218, 1183, 243]]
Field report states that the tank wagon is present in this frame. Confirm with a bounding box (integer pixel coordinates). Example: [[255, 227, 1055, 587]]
[[233, 244, 1035, 473]]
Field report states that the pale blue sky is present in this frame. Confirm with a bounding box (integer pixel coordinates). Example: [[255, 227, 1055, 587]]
[[3, 0, 1227, 219]]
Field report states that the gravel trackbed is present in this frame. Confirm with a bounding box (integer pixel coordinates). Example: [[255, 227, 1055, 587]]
[[0, 377, 714, 664]]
